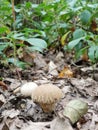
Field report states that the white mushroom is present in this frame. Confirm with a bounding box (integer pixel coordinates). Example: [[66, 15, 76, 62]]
[[13, 82, 38, 97], [31, 84, 63, 112]]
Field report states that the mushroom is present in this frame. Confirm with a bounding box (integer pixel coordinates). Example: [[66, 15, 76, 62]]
[[31, 84, 63, 112], [13, 82, 38, 97]]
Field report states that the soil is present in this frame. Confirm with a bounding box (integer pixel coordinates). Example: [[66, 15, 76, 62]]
[[0, 50, 98, 130]]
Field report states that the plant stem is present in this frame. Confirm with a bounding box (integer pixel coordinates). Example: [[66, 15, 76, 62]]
[[11, 0, 16, 31]]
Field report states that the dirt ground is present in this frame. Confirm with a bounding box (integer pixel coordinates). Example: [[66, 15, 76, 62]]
[[0, 50, 98, 130]]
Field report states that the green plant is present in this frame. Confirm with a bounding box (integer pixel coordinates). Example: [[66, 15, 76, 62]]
[[0, 0, 98, 68], [0, 31, 47, 68], [63, 0, 98, 64], [0, 1, 47, 68]]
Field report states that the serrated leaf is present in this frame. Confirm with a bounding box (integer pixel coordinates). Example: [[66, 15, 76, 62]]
[[68, 37, 85, 49]]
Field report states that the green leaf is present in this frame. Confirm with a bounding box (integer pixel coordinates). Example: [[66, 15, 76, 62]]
[[68, 37, 85, 49], [28, 46, 43, 52], [63, 99, 88, 124], [68, 0, 78, 7], [8, 58, 27, 69], [73, 29, 85, 39], [80, 10, 92, 24], [13, 33, 26, 41], [0, 45, 7, 52], [88, 46, 96, 62], [0, 42, 11, 52], [95, 46, 98, 60], [26, 38, 47, 49], [76, 46, 89, 59]]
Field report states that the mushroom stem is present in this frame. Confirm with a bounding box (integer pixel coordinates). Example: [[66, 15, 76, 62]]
[[40, 103, 55, 113]]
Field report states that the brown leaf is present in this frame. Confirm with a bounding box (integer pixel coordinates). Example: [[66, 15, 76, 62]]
[[0, 81, 8, 90], [82, 50, 88, 61], [91, 20, 97, 32], [58, 66, 73, 78], [2, 123, 9, 130]]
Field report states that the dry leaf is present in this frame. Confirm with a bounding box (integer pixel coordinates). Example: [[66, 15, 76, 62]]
[[34, 53, 47, 69], [51, 117, 73, 130], [58, 66, 73, 78], [55, 52, 64, 61], [0, 81, 8, 90], [21, 120, 51, 130], [70, 78, 98, 97], [89, 112, 98, 130], [2, 123, 9, 130], [2, 109, 20, 119], [82, 50, 88, 61], [63, 99, 88, 124], [0, 94, 6, 107], [48, 61, 58, 76]]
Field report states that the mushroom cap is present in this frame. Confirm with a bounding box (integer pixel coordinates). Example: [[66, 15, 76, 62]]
[[20, 82, 38, 97], [31, 84, 63, 104]]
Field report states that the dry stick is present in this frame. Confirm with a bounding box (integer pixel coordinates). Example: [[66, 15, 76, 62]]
[[11, 0, 22, 83], [16, 68, 22, 83]]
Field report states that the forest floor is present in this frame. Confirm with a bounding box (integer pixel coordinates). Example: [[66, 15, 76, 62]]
[[0, 49, 98, 130]]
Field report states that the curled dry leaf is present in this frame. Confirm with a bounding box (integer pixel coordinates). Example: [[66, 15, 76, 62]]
[[0, 81, 8, 90], [63, 99, 88, 124]]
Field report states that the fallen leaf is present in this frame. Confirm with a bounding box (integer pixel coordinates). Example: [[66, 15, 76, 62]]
[[58, 66, 73, 78], [51, 117, 73, 130], [0, 81, 8, 90], [0, 94, 6, 107], [21, 120, 51, 130], [89, 112, 98, 130], [2, 109, 20, 119], [2, 123, 9, 130], [34, 52, 47, 69], [55, 52, 64, 61], [63, 99, 88, 124], [62, 86, 71, 94], [70, 78, 98, 97], [48, 61, 58, 76]]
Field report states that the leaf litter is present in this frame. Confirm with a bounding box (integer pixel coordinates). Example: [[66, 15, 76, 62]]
[[0, 51, 98, 130]]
